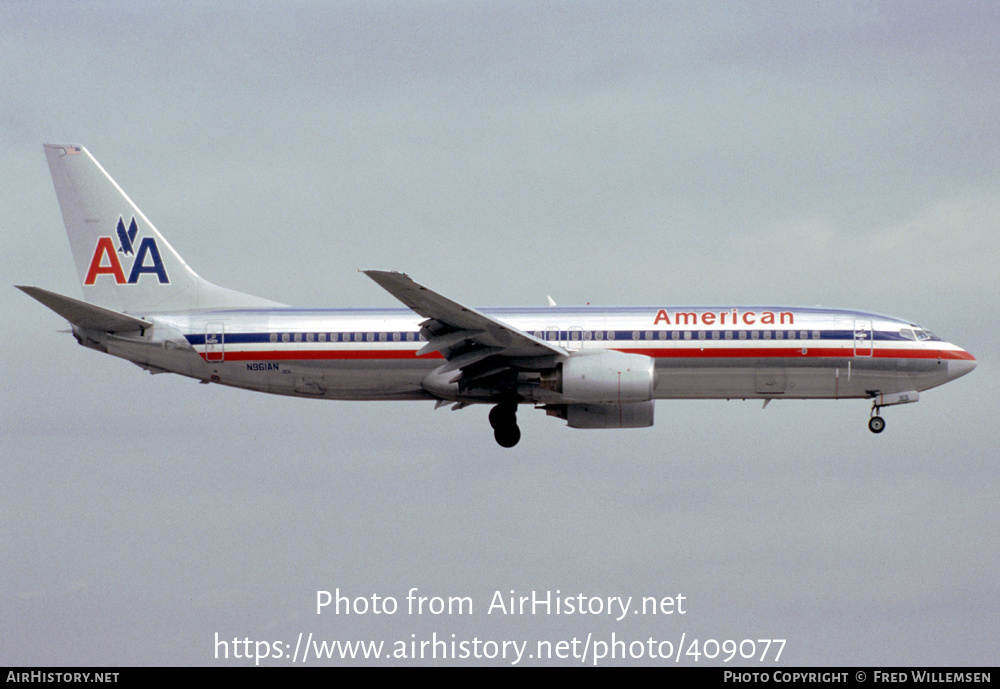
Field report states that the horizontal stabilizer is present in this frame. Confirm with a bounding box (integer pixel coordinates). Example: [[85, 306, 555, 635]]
[[17, 285, 152, 332]]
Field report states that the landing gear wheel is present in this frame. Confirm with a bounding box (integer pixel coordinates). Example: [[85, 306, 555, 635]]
[[490, 402, 520, 447], [494, 423, 521, 448], [868, 416, 885, 434], [489, 402, 516, 430]]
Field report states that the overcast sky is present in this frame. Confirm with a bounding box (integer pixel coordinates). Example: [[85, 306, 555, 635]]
[[2, 1, 997, 666]]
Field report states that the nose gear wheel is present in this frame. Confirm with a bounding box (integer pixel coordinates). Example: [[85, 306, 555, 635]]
[[868, 402, 885, 434]]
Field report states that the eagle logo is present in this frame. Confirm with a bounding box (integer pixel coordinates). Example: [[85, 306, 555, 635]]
[[116, 217, 139, 255]]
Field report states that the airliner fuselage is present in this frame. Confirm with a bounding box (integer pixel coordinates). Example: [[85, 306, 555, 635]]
[[99, 304, 971, 407]]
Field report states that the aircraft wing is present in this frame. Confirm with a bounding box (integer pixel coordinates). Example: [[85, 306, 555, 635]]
[[17, 285, 152, 332], [364, 270, 565, 392]]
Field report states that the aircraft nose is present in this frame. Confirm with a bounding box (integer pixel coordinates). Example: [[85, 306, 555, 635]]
[[947, 350, 976, 381]]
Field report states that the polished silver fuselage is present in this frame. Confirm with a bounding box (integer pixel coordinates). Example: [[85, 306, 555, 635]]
[[93, 304, 974, 405]]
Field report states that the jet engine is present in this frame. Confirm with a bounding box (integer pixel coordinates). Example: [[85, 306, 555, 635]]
[[540, 350, 655, 403], [545, 400, 655, 429]]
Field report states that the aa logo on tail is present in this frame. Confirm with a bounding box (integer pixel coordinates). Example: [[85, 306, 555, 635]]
[[116, 215, 138, 255], [84, 216, 170, 285]]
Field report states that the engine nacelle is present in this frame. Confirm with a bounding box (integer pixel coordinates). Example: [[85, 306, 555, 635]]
[[541, 351, 655, 404], [546, 401, 655, 429]]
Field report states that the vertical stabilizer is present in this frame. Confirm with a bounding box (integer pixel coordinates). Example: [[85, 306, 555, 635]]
[[44, 144, 280, 313]]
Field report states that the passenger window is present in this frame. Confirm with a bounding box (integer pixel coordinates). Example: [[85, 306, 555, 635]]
[[812, 331, 820, 340], [270, 333, 278, 343]]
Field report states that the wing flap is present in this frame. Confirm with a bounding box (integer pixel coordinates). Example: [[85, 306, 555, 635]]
[[415, 328, 485, 357]]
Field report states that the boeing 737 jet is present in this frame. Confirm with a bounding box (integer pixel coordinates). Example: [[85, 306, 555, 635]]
[[19, 145, 976, 447]]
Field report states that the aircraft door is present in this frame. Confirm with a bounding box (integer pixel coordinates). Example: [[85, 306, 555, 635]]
[[205, 321, 225, 362], [544, 325, 584, 350], [853, 318, 873, 357]]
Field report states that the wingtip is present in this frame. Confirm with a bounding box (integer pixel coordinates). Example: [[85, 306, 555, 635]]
[[363, 269, 408, 279]]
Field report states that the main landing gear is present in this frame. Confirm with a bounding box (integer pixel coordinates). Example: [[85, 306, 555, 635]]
[[868, 403, 886, 434], [489, 402, 520, 448]]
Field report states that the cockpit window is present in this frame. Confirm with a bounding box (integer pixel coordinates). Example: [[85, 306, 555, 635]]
[[909, 326, 938, 341], [900, 328, 917, 341]]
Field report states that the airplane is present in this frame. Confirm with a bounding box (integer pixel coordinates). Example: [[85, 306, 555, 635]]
[[19, 144, 976, 447]]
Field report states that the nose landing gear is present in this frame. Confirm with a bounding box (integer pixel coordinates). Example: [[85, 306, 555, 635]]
[[866, 390, 919, 433], [868, 400, 886, 434], [489, 402, 520, 448]]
